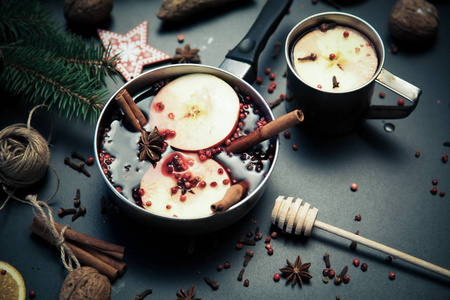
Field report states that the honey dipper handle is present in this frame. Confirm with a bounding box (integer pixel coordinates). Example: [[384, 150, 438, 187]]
[[313, 220, 450, 279]]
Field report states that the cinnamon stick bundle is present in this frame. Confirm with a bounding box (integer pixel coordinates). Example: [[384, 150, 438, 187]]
[[226, 109, 304, 154], [211, 181, 249, 213], [29, 217, 126, 282], [115, 89, 147, 131]]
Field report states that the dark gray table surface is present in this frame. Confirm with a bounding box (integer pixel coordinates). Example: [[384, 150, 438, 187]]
[[1, 0, 449, 299]]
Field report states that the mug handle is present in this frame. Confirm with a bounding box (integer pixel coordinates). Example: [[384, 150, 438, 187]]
[[365, 68, 422, 119]]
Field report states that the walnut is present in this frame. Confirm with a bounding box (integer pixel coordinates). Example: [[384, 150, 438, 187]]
[[64, 0, 113, 24], [388, 0, 439, 46], [59, 267, 111, 300]]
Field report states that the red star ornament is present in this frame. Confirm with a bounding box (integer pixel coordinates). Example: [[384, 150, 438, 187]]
[[98, 21, 171, 81]]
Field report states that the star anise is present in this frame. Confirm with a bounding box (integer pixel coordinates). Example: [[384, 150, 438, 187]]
[[138, 127, 164, 164], [176, 284, 200, 300], [279, 255, 313, 286], [173, 44, 201, 64]]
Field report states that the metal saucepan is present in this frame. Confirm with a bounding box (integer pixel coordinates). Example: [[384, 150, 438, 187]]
[[94, 0, 293, 235]]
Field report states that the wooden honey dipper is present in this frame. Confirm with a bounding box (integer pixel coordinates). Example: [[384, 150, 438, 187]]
[[271, 196, 450, 279]]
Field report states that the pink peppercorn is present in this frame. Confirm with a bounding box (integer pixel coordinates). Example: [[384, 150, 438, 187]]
[[235, 243, 244, 250], [265, 67, 271, 74], [283, 131, 291, 138], [268, 86, 274, 93], [343, 31, 349, 38], [389, 272, 396, 280], [86, 157, 95, 166], [243, 279, 250, 287], [415, 151, 421, 157], [353, 258, 360, 267], [397, 98, 405, 106], [343, 275, 350, 284], [440, 190, 446, 197], [265, 236, 271, 243], [177, 34, 185, 42], [274, 273, 281, 282], [267, 248, 274, 255], [329, 53, 336, 60], [328, 269, 335, 278], [323, 269, 329, 277], [217, 264, 223, 271], [432, 179, 438, 185], [224, 261, 231, 269], [271, 231, 278, 239], [256, 76, 263, 84], [350, 183, 358, 191], [292, 144, 298, 150], [431, 187, 438, 195], [361, 263, 368, 271], [29, 290, 37, 298], [269, 73, 276, 80], [442, 155, 448, 163], [379, 92, 386, 98], [355, 214, 362, 221]]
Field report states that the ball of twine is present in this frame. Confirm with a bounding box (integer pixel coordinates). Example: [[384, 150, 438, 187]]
[[0, 105, 58, 208]]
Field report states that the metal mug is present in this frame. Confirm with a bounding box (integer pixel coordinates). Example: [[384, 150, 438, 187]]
[[284, 12, 422, 135]]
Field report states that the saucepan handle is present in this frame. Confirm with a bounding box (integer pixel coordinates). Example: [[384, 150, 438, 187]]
[[365, 68, 422, 119], [223, 0, 293, 83]]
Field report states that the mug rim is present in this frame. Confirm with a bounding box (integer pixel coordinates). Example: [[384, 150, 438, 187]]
[[285, 11, 386, 94]]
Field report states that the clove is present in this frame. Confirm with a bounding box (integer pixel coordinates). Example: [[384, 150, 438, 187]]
[[58, 207, 76, 218], [335, 265, 348, 285], [238, 236, 256, 246], [332, 76, 339, 89], [243, 249, 254, 267], [272, 41, 282, 59], [298, 53, 317, 61], [204, 276, 219, 290], [77, 162, 91, 177], [323, 253, 331, 268], [72, 206, 86, 222], [350, 230, 360, 250], [319, 22, 337, 32], [71, 151, 86, 162], [73, 189, 81, 207], [268, 95, 284, 109], [237, 268, 245, 281], [64, 157, 90, 177], [253, 226, 262, 241], [135, 289, 152, 300]]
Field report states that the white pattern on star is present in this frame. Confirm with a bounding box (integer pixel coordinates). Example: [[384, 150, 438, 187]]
[[97, 21, 171, 81]]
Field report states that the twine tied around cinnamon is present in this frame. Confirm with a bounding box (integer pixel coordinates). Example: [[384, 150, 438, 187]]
[[0, 104, 59, 210]]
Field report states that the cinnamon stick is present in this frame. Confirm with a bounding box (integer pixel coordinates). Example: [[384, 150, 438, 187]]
[[74, 242, 127, 276], [51, 219, 125, 260], [115, 89, 147, 131], [29, 218, 120, 281], [211, 181, 249, 213], [118, 89, 148, 127], [226, 109, 304, 154]]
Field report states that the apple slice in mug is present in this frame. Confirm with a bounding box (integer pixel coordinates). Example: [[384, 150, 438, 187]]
[[140, 152, 231, 218], [149, 73, 240, 151]]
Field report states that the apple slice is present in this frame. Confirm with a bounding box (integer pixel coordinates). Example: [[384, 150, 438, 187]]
[[149, 73, 240, 151], [140, 152, 231, 218], [293, 25, 378, 92]]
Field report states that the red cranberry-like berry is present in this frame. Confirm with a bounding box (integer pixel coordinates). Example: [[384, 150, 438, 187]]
[[271, 231, 278, 239], [323, 269, 329, 277], [355, 214, 362, 221], [317, 84, 322, 89], [265, 236, 271, 243], [217, 264, 223, 271], [166, 204, 172, 209], [432, 179, 438, 185], [343, 275, 350, 284], [265, 243, 272, 249], [180, 195, 186, 202], [115, 186, 122, 192], [430, 187, 438, 195], [353, 258, 360, 267], [146, 201, 152, 207], [292, 144, 298, 150], [243, 279, 250, 287], [29, 290, 37, 298], [265, 67, 271, 74], [442, 155, 448, 163], [350, 183, 358, 191], [273, 273, 281, 282], [86, 157, 95, 166], [283, 131, 291, 139], [177, 33, 185, 42], [247, 231, 254, 238], [329, 53, 336, 60], [361, 263, 368, 271], [171, 187, 178, 194], [415, 151, 421, 157], [224, 261, 231, 269], [389, 272, 396, 280], [440, 190, 446, 197], [256, 76, 263, 84], [328, 269, 335, 278], [268, 86, 274, 93], [210, 181, 217, 187], [269, 73, 276, 80], [397, 98, 405, 106], [235, 243, 244, 250], [343, 31, 349, 38], [267, 248, 274, 255], [379, 92, 386, 98]]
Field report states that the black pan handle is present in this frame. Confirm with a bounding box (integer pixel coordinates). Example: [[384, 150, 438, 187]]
[[225, 0, 293, 70]]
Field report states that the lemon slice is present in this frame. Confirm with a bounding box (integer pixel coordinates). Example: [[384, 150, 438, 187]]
[[0, 261, 26, 300]]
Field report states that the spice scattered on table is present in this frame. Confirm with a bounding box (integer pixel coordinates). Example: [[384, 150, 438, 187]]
[[136, 288, 152, 300], [350, 183, 358, 191], [279, 255, 312, 286], [175, 284, 199, 300], [173, 44, 201, 64], [389, 272, 396, 280]]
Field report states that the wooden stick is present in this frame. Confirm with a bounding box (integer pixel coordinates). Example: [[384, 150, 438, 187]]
[[211, 181, 249, 213], [226, 110, 304, 153], [314, 220, 450, 278], [118, 89, 148, 127]]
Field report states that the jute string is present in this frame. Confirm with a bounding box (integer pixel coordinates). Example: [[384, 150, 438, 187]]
[[0, 105, 78, 270], [0, 104, 59, 209]]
